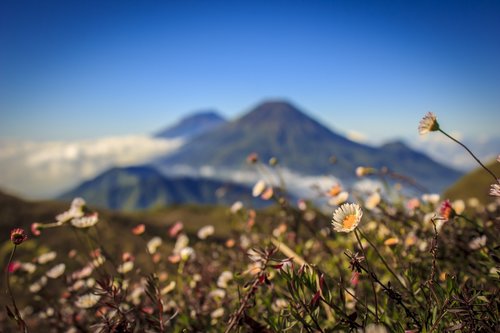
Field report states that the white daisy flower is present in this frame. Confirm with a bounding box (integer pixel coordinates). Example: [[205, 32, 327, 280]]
[[216, 271, 233, 289], [173, 234, 189, 254], [329, 191, 349, 206], [37, 251, 57, 264], [208, 288, 226, 299], [75, 293, 101, 309], [21, 262, 37, 274], [490, 183, 500, 197], [252, 180, 266, 197], [418, 112, 439, 135], [365, 192, 381, 210], [56, 198, 86, 224], [71, 213, 99, 228], [147, 236, 163, 254], [46, 263, 66, 279], [160, 281, 176, 295], [197, 225, 215, 240], [179, 247, 195, 261], [332, 203, 363, 233], [210, 308, 225, 319], [452, 199, 465, 214], [230, 201, 243, 214], [271, 298, 289, 312], [117, 261, 134, 274], [468, 235, 487, 250], [421, 193, 440, 205], [29, 276, 48, 293]]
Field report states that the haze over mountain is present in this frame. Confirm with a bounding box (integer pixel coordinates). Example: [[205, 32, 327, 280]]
[[155, 101, 462, 192], [59, 166, 261, 211], [0, 136, 184, 199], [155, 111, 226, 139]]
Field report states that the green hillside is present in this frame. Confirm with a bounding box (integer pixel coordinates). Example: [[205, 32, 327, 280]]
[[443, 158, 500, 204]]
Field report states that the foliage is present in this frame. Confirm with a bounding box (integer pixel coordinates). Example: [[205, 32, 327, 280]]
[[1, 116, 499, 332]]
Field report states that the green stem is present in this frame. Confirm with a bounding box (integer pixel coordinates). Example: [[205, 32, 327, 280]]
[[439, 129, 498, 183], [5, 245, 28, 332], [358, 230, 408, 292], [357, 261, 421, 329], [354, 228, 379, 322]]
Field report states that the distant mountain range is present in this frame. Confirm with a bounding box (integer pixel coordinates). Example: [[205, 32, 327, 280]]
[[60, 100, 464, 211], [59, 166, 262, 211], [155, 101, 462, 192], [155, 111, 226, 139]]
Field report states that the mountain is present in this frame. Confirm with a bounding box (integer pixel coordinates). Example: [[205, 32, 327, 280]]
[[155, 101, 462, 192], [59, 166, 260, 211], [155, 110, 226, 139], [443, 158, 500, 204]]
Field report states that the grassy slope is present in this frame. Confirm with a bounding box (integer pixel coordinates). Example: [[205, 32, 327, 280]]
[[443, 158, 500, 204], [0, 190, 245, 309]]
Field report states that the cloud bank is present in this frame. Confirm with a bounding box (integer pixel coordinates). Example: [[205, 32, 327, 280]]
[[409, 134, 499, 171], [0, 136, 184, 199]]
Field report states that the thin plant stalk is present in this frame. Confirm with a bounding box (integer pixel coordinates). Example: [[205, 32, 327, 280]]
[[5, 245, 28, 332], [354, 228, 379, 322], [358, 231, 408, 291], [439, 129, 498, 183]]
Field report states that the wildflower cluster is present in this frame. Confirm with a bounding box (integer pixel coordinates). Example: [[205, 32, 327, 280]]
[[1, 114, 499, 332]]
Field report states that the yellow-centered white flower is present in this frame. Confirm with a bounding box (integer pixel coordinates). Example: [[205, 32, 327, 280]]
[[332, 203, 363, 233]]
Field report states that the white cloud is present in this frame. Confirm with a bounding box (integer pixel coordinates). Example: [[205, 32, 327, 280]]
[[0, 136, 184, 199], [156, 163, 342, 200], [408, 134, 499, 171], [346, 130, 369, 144]]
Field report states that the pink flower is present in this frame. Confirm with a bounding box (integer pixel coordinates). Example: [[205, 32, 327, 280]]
[[439, 199, 455, 221], [246, 152, 258, 164], [8, 261, 22, 273], [168, 221, 184, 238], [132, 224, 145, 235], [31, 223, 41, 236], [351, 271, 360, 286], [10, 228, 28, 245]]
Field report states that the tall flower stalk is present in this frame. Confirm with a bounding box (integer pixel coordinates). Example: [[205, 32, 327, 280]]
[[5, 228, 28, 332], [419, 112, 499, 184]]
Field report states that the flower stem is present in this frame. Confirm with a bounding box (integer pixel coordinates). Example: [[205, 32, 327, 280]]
[[358, 230, 407, 291], [439, 129, 498, 183], [5, 245, 28, 332], [354, 228, 379, 322]]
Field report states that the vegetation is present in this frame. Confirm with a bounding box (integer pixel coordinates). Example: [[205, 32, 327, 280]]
[[444, 159, 500, 205], [1, 113, 499, 332]]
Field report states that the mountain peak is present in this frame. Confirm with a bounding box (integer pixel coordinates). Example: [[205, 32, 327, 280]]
[[238, 100, 316, 127], [380, 140, 411, 151], [155, 110, 226, 139]]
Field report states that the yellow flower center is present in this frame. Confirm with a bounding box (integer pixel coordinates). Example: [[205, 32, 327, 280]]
[[342, 214, 357, 229]]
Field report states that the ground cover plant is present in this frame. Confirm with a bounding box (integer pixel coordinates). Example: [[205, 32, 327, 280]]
[[2, 114, 499, 332]]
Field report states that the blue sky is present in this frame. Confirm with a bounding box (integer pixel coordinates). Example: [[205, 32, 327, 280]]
[[1, 0, 499, 142]]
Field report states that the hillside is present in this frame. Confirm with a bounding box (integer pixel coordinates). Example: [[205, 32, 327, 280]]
[[0, 189, 242, 272], [444, 158, 500, 204]]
